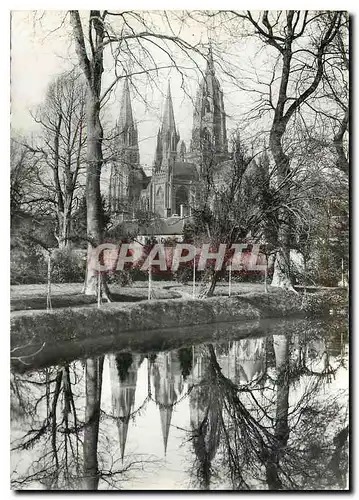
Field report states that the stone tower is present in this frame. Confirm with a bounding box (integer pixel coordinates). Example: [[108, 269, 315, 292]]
[[151, 81, 181, 216], [190, 48, 228, 159], [109, 78, 140, 213], [153, 80, 180, 172]]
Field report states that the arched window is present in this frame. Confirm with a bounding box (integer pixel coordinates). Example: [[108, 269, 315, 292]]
[[175, 185, 188, 216], [155, 185, 164, 210]]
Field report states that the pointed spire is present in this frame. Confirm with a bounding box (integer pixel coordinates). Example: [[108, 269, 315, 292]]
[[118, 77, 134, 131], [261, 140, 270, 169], [161, 80, 176, 134], [160, 406, 173, 455], [109, 353, 140, 464], [118, 419, 130, 463]]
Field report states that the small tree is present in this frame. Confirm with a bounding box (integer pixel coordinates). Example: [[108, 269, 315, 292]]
[[187, 134, 272, 297], [28, 69, 87, 248]]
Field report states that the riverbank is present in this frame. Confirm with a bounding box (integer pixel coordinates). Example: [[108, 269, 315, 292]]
[[11, 286, 347, 357]]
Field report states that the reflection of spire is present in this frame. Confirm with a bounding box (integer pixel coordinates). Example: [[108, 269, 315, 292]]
[[109, 353, 142, 461], [151, 351, 184, 455], [160, 405, 173, 455]]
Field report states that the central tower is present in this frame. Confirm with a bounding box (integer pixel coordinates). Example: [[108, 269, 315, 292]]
[[153, 81, 180, 173], [151, 81, 181, 217], [190, 48, 228, 158]]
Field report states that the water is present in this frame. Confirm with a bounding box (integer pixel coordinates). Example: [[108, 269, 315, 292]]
[[10, 317, 349, 491]]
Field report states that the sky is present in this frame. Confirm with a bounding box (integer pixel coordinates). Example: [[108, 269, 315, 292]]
[[10, 10, 265, 173]]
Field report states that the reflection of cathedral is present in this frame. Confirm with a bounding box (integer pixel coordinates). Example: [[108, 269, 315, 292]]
[[150, 352, 184, 454], [216, 338, 267, 385], [105, 51, 230, 218], [109, 353, 143, 461]]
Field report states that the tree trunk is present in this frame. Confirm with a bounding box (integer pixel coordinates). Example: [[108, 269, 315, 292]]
[[265, 334, 290, 490], [269, 120, 295, 291], [83, 94, 111, 300], [69, 11, 111, 300], [83, 356, 104, 490], [58, 207, 72, 249], [84, 94, 103, 295], [271, 249, 293, 290], [199, 269, 220, 298]]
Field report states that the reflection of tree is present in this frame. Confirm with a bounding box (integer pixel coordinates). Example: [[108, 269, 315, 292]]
[[189, 347, 222, 490], [11, 363, 83, 489], [187, 329, 348, 490], [265, 335, 289, 489], [178, 347, 193, 381], [11, 354, 157, 490], [83, 356, 104, 489], [11, 321, 348, 490]]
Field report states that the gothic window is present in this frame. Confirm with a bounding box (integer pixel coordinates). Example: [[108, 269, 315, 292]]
[[155, 185, 164, 210], [175, 185, 188, 216]]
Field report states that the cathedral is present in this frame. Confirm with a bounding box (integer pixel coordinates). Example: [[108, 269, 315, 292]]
[[106, 52, 230, 221]]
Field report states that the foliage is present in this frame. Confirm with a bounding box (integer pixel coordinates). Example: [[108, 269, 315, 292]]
[[51, 248, 86, 284], [11, 241, 47, 285]]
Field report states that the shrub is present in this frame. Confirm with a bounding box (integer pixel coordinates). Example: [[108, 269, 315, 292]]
[[51, 247, 85, 283], [11, 243, 47, 285], [107, 269, 133, 287]]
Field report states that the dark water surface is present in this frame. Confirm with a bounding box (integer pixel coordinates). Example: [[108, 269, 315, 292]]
[[10, 317, 349, 490]]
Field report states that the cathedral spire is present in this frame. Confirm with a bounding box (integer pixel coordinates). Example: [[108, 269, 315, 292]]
[[161, 80, 176, 134], [153, 81, 180, 170], [119, 77, 134, 132]]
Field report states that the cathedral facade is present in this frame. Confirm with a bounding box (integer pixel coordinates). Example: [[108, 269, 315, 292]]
[[107, 53, 229, 219]]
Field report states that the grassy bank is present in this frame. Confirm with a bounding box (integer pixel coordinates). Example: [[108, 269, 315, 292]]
[[11, 290, 303, 346], [11, 286, 348, 366]]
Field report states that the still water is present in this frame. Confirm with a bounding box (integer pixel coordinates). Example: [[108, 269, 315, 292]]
[[10, 317, 349, 491]]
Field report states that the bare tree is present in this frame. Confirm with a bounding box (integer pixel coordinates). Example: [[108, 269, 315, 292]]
[[214, 11, 345, 289], [27, 70, 87, 248], [68, 10, 202, 297]]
